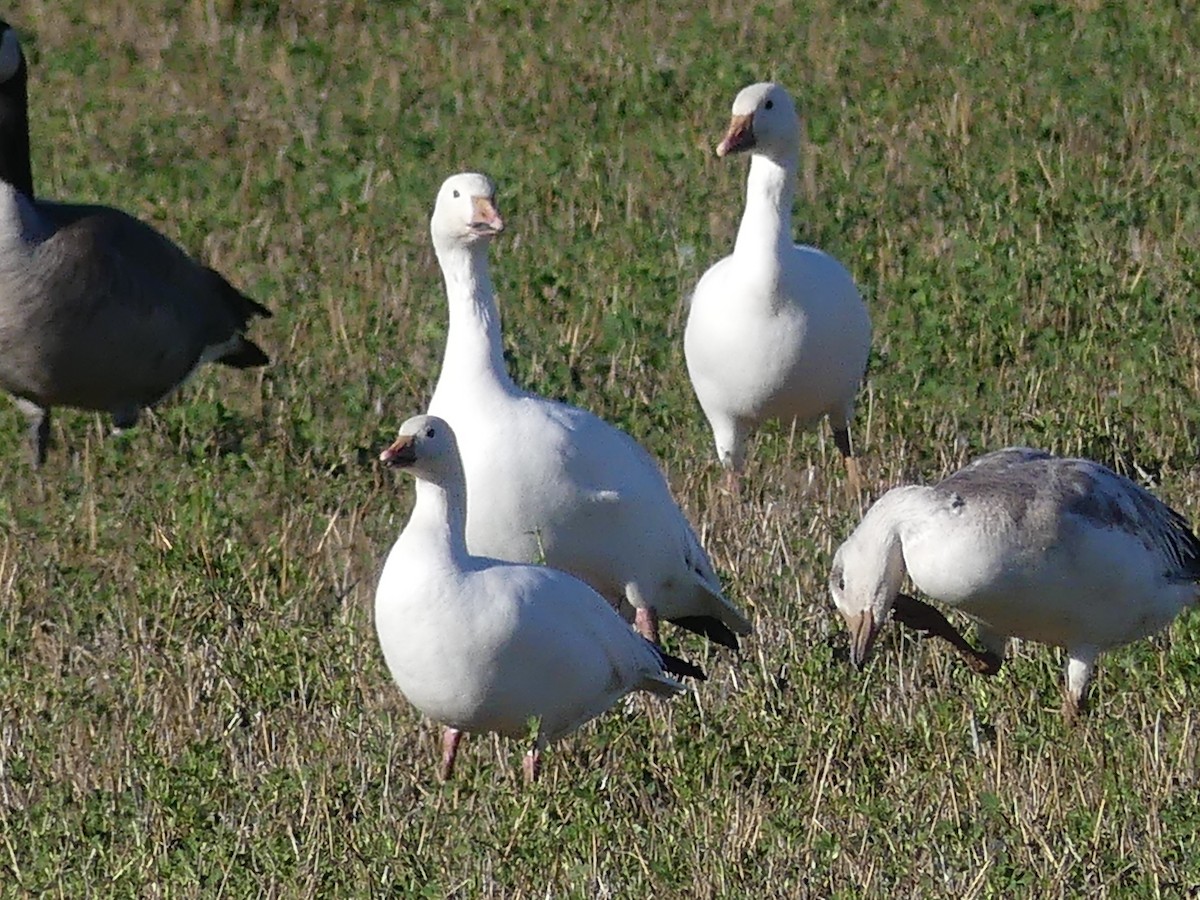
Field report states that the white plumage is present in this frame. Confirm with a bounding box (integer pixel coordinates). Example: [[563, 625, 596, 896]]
[[374, 414, 703, 782], [685, 82, 871, 492], [829, 447, 1200, 716], [425, 172, 750, 648]]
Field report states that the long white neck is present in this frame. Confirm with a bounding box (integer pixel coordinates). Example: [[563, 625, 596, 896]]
[[857, 484, 940, 575], [404, 469, 471, 566], [432, 239, 517, 396], [732, 150, 797, 264]]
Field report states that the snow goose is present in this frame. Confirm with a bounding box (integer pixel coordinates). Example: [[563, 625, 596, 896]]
[[375, 414, 704, 783], [0, 21, 271, 465], [685, 82, 871, 494], [424, 172, 751, 649], [829, 447, 1200, 718]]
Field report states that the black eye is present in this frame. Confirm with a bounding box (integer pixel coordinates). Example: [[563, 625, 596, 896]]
[[424, 427, 436, 438], [765, 100, 774, 110], [452, 189, 460, 198]]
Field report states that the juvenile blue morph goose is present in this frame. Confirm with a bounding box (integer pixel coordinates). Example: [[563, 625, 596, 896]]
[[830, 448, 1200, 717]]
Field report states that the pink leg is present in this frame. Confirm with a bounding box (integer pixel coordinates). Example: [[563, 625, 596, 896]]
[[833, 427, 862, 497], [634, 606, 660, 645], [439, 727, 463, 781], [721, 466, 742, 498], [523, 749, 541, 783]]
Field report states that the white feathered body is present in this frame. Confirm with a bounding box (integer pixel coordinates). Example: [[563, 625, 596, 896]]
[[375, 491, 679, 744], [429, 369, 726, 624], [685, 244, 870, 432], [841, 449, 1200, 652]]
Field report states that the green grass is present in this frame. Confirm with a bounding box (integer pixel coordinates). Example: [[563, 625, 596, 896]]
[[3, 0, 1200, 895]]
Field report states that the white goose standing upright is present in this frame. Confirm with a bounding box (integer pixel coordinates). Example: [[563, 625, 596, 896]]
[[425, 173, 751, 649], [829, 447, 1200, 717], [686, 82, 871, 493], [0, 20, 271, 465], [375, 415, 704, 783]]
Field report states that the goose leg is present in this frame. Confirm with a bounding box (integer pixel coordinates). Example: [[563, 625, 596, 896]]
[[832, 426, 861, 496], [634, 605, 660, 645], [721, 466, 741, 498], [111, 405, 140, 431], [1063, 646, 1099, 722], [15, 399, 50, 467], [438, 727, 463, 781], [522, 748, 541, 784]]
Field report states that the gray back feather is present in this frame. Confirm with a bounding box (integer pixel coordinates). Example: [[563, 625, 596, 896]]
[[936, 448, 1200, 582]]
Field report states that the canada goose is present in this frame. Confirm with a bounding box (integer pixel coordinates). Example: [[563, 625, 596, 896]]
[[0, 20, 271, 465]]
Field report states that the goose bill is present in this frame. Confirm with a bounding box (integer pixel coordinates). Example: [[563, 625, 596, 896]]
[[470, 197, 504, 234], [380, 435, 417, 467], [716, 114, 755, 157], [847, 609, 878, 669]]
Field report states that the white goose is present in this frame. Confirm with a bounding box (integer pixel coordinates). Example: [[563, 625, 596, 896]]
[[425, 172, 751, 649], [375, 414, 704, 783], [0, 20, 270, 465], [829, 447, 1200, 717], [685, 82, 871, 493]]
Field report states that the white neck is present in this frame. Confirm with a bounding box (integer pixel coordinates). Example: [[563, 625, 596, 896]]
[[733, 150, 797, 264], [432, 239, 518, 396], [850, 485, 940, 583], [405, 470, 471, 566]]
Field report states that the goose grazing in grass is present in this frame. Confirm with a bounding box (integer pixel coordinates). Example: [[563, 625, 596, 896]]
[[425, 172, 751, 650], [0, 20, 271, 465], [829, 447, 1200, 718], [685, 82, 871, 494], [375, 414, 705, 783]]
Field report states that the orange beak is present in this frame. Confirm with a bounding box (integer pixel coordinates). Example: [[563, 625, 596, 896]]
[[716, 113, 755, 157], [846, 610, 878, 670], [379, 434, 416, 468], [470, 196, 505, 234]]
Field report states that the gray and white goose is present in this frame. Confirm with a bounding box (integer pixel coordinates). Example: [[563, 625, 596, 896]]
[[0, 21, 271, 465], [830, 447, 1200, 718]]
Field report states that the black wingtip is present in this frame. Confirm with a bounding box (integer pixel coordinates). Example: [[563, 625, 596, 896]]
[[217, 337, 270, 369], [209, 267, 273, 322], [245, 296, 273, 319], [656, 647, 707, 681], [668, 615, 740, 650]]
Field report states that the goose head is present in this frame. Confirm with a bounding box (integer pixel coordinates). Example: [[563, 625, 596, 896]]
[[379, 414, 461, 485], [0, 21, 31, 195], [828, 500, 907, 669], [430, 172, 504, 251], [716, 82, 799, 162]]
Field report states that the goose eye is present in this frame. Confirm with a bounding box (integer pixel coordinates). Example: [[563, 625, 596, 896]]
[[765, 100, 774, 110], [452, 189, 460, 198], [424, 427, 436, 439]]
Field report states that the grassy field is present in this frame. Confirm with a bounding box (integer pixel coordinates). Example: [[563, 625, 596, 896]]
[[3, 0, 1200, 895]]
